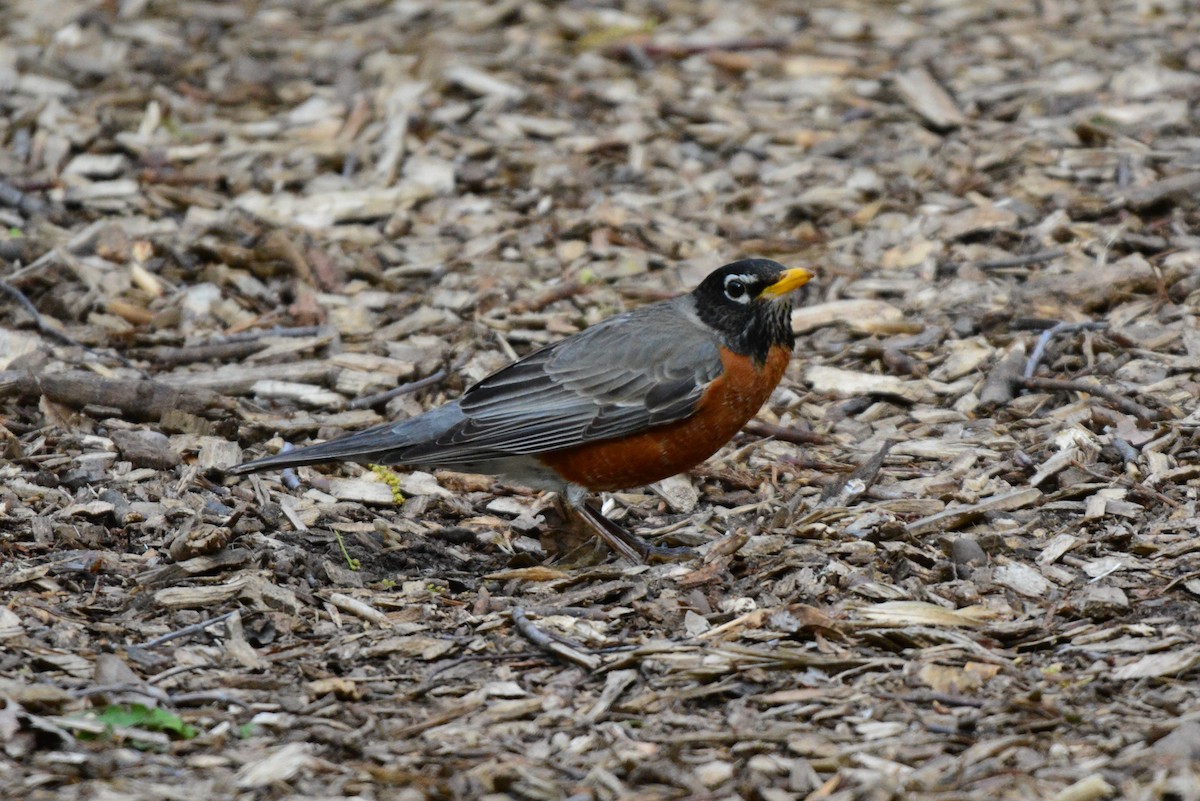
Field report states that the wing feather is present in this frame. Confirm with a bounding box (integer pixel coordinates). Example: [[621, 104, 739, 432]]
[[399, 300, 722, 464]]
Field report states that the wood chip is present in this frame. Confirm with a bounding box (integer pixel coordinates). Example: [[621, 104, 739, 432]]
[[857, 601, 991, 627], [993, 561, 1052, 598], [805, 365, 934, 403], [906, 489, 1043, 535], [893, 68, 966, 129], [1112, 648, 1200, 680]]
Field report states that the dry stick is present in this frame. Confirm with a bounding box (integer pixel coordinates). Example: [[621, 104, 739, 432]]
[[510, 279, 587, 314], [69, 683, 171, 704], [132, 339, 269, 367], [488, 601, 612, 620], [168, 690, 250, 708], [884, 691, 985, 708], [511, 607, 601, 671], [1, 369, 230, 419], [141, 610, 237, 648], [741, 419, 825, 445], [346, 368, 448, 410], [214, 324, 326, 344], [637, 36, 789, 59], [0, 278, 87, 351], [819, 439, 894, 507], [1068, 458, 1180, 509], [0, 276, 139, 368], [73, 683, 245, 708], [972, 249, 1064, 271], [1018, 375, 1161, 422], [49, 370, 229, 419], [3, 247, 61, 285], [1024, 321, 1109, 378], [137, 324, 329, 366]]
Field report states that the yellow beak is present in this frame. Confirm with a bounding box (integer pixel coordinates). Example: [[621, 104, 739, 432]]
[[760, 267, 813, 300]]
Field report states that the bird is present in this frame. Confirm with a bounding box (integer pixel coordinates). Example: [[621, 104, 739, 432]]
[[230, 258, 813, 562]]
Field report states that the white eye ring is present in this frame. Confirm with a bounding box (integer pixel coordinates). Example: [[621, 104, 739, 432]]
[[723, 274, 751, 304]]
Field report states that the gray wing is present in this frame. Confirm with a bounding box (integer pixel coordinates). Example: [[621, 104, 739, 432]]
[[399, 300, 723, 464]]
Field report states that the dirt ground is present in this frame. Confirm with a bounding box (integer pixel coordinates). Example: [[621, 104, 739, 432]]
[[2, 0, 1200, 799]]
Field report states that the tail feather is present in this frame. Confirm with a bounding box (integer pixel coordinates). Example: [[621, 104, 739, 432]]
[[229, 404, 465, 475]]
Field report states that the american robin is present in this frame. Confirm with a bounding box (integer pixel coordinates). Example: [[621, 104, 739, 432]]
[[231, 258, 812, 562]]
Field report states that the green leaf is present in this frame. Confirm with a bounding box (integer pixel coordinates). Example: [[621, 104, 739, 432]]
[[94, 704, 199, 740]]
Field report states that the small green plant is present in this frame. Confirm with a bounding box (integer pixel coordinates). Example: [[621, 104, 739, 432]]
[[334, 530, 361, 570], [83, 704, 198, 749]]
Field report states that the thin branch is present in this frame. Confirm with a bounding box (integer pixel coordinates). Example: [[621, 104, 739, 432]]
[[347, 368, 448, 410], [511, 607, 601, 671], [1018, 375, 1161, 421], [1068, 458, 1180, 509], [972, 249, 1064, 271], [214, 325, 327, 344], [141, 610, 237, 648], [742, 419, 825, 446], [0, 278, 87, 350]]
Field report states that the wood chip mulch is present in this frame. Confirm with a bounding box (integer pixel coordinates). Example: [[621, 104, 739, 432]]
[[2, 1, 1199, 799]]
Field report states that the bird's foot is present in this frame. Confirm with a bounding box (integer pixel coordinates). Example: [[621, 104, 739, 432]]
[[570, 500, 696, 565]]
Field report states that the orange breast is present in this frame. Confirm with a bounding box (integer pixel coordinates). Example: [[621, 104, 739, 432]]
[[539, 344, 791, 492]]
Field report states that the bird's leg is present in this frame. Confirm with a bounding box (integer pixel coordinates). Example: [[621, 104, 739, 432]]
[[563, 487, 695, 564]]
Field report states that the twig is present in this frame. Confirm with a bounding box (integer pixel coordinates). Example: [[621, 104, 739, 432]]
[[741, 419, 825, 445], [21, 370, 232, 420], [510, 279, 587, 314], [630, 36, 789, 60], [130, 340, 269, 367], [905, 488, 1043, 536], [347, 368, 448, 410], [45, 715, 171, 748], [883, 691, 986, 708], [1118, 170, 1200, 211], [168, 691, 249, 708], [972, 249, 1064, 271], [485, 601, 613, 620], [1024, 321, 1108, 378], [511, 607, 601, 670], [1068, 458, 1180, 509], [1018, 375, 1161, 422], [214, 325, 326, 344], [141, 610, 237, 648], [819, 439, 893, 507], [0, 278, 88, 350], [0, 275, 140, 368], [68, 683, 171, 704], [2, 247, 62, 285], [326, 592, 388, 624]]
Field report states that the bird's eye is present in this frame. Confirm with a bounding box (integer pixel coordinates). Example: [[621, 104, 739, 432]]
[[724, 276, 749, 303]]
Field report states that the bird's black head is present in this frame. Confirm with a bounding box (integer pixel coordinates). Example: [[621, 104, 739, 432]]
[[690, 259, 813, 362]]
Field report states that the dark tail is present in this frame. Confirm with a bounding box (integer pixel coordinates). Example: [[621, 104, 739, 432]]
[[229, 404, 464, 474]]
